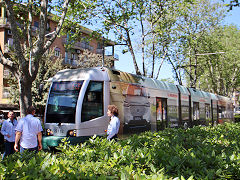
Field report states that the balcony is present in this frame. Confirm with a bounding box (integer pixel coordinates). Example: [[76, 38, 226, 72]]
[[62, 38, 94, 51]]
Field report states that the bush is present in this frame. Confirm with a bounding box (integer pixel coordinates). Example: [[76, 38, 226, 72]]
[[1, 123, 240, 179]]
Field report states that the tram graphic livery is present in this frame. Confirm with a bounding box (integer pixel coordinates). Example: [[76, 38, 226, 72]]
[[43, 67, 234, 149]]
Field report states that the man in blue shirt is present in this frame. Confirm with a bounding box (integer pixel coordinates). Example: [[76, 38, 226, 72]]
[[14, 106, 43, 153], [1, 110, 18, 159]]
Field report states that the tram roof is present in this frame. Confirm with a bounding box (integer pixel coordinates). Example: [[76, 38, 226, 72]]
[[177, 85, 190, 96], [49, 67, 110, 81], [106, 68, 179, 93]]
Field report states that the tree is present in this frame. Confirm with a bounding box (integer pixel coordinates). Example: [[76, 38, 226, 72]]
[[69, 0, 187, 79], [166, 0, 226, 87], [194, 25, 240, 96], [8, 50, 66, 113], [223, 0, 240, 10], [77, 49, 115, 68], [0, 0, 71, 116]]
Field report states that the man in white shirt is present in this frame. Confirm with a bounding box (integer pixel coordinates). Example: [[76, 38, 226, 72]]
[[1, 111, 18, 159], [14, 106, 43, 153]]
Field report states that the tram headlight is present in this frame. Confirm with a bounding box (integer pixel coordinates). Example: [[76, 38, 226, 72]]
[[68, 129, 77, 137], [46, 129, 53, 136]]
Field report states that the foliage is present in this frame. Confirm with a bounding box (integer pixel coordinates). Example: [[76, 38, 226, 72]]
[[167, 0, 226, 87], [77, 49, 114, 68], [0, 0, 72, 116], [7, 48, 114, 111], [1, 123, 240, 179], [191, 25, 240, 96], [69, 0, 193, 79], [223, 0, 240, 10]]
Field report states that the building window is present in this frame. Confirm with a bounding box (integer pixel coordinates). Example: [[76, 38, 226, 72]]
[[71, 53, 75, 60], [54, 47, 61, 57], [97, 42, 102, 49], [64, 51, 68, 63], [7, 38, 13, 46], [34, 21, 39, 28], [3, 88, 10, 99]]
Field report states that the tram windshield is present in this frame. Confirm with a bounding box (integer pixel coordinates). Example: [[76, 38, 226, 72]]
[[46, 81, 83, 123]]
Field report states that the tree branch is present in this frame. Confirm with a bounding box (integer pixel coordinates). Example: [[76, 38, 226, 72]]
[[4, 0, 28, 73], [43, 0, 70, 52]]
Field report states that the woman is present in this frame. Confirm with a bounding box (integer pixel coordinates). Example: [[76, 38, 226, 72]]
[[107, 105, 120, 141]]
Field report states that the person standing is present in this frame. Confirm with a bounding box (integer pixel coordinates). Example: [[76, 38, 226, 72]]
[[107, 105, 120, 141], [1, 111, 18, 159], [14, 106, 43, 153]]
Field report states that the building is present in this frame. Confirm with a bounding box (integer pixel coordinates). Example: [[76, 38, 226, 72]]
[[0, 5, 118, 108]]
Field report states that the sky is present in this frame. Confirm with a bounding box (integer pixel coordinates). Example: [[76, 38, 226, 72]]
[[114, 6, 240, 81]]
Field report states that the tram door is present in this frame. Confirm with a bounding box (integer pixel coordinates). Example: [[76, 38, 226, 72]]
[[205, 103, 211, 125], [156, 98, 167, 131], [193, 102, 200, 126]]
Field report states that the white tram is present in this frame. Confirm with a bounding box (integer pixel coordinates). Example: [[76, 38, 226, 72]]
[[43, 67, 234, 149]]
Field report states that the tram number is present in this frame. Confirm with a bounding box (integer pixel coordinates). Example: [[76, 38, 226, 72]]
[[134, 116, 142, 121], [54, 128, 64, 134]]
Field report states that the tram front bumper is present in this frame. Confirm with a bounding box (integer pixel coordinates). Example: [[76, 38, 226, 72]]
[[42, 136, 92, 150]]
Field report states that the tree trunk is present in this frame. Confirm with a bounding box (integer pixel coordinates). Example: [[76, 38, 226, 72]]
[[123, 29, 141, 75], [18, 78, 32, 117], [140, 14, 146, 76], [151, 34, 156, 78]]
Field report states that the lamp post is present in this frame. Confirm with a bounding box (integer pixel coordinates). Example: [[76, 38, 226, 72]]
[[29, 31, 56, 76], [102, 38, 105, 67], [195, 52, 225, 56]]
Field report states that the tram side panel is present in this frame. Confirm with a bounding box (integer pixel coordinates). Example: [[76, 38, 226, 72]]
[[217, 96, 234, 123], [179, 95, 190, 128], [188, 88, 208, 126], [176, 85, 190, 128], [109, 81, 152, 135], [167, 93, 179, 128], [109, 81, 181, 134], [217, 96, 228, 124], [212, 99, 218, 125], [109, 81, 127, 135]]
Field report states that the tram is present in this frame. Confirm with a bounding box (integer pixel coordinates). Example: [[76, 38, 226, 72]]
[[42, 67, 234, 149]]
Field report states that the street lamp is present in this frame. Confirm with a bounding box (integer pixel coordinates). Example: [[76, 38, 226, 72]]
[[102, 38, 105, 67], [195, 52, 225, 56], [29, 31, 56, 76]]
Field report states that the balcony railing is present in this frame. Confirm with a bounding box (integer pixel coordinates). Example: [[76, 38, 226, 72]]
[[62, 38, 94, 51]]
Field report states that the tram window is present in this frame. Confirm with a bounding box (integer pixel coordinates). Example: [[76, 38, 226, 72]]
[[219, 106, 225, 118], [81, 81, 103, 122], [46, 81, 83, 123], [156, 98, 167, 131]]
